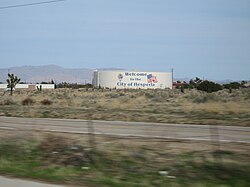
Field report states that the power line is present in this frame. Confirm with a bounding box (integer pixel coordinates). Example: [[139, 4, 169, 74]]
[[0, 0, 67, 10]]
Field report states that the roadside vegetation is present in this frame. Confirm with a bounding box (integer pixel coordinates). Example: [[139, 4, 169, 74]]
[[0, 87, 249, 126], [0, 131, 249, 187]]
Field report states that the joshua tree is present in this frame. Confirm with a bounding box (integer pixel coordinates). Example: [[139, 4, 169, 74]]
[[189, 77, 202, 89], [6, 73, 21, 95]]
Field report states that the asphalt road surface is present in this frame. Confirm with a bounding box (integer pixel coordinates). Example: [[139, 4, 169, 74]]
[[0, 117, 249, 143], [0, 176, 65, 187]]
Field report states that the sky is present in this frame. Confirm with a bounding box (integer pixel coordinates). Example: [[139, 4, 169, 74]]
[[0, 0, 250, 80]]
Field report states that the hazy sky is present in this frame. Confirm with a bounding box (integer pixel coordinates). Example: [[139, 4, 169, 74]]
[[0, 0, 250, 80]]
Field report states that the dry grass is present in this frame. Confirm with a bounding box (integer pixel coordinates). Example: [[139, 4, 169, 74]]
[[0, 88, 249, 126]]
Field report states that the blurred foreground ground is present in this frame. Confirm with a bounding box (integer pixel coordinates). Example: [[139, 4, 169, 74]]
[[0, 130, 249, 187]]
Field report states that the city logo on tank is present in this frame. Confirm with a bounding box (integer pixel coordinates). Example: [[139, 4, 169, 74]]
[[117, 73, 123, 80]]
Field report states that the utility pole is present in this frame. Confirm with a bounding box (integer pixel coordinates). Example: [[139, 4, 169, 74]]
[[171, 68, 174, 89]]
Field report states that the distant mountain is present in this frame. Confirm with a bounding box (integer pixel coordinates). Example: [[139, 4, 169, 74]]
[[97, 68, 125, 71], [213, 79, 234, 84], [0, 65, 93, 84]]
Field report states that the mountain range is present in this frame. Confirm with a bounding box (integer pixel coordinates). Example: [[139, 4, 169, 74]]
[[0, 65, 240, 84], [0, 65, 93, 84]]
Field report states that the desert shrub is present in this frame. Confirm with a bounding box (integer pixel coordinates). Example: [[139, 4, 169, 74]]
[[56, 82, 92, 89], [144, 90, 175, 101], [105, 92, 124, 98], [120, 95, 131, 103], [152, 92, 170, 102], [40, 99, 53, 105], [185, 90, 224, 103], [119, 92, 125, 96], [129, 93, 139, 99], [223, 82, 241, 89], [22, 98, 35, 105], [197, 80, 222, 93], [144, 92, 154, 98], [192, 94, 216, 103], [0, 98, 16, 105], [245, 93, 250, 100]]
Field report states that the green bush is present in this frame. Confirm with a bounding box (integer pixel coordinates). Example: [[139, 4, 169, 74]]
[[223, 82, 241, 89], [197, 81, 222, 93]]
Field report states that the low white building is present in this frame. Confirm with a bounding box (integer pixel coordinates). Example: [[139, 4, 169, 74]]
[[0, 84, 55, 90], [93, 70, 173, 89]]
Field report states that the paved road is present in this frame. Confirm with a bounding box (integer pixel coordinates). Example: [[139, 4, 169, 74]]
[[0, 176, 65, 187], [0, 117, 250, 143]]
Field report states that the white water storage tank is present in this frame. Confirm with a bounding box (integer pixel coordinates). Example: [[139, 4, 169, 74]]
[[93, 70, 173, 89]]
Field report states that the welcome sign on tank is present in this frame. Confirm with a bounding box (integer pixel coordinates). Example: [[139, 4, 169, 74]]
[[93, 70, 173, 89]]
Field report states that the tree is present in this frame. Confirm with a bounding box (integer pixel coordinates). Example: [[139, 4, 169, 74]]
[[197, 80, 222, 93], [189, 77, 202, 89], [240, 81, 248, 88], [6, 73, 21, 96]]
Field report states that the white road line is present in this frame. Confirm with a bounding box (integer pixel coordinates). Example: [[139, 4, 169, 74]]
[[0, 126, 17, 130]]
